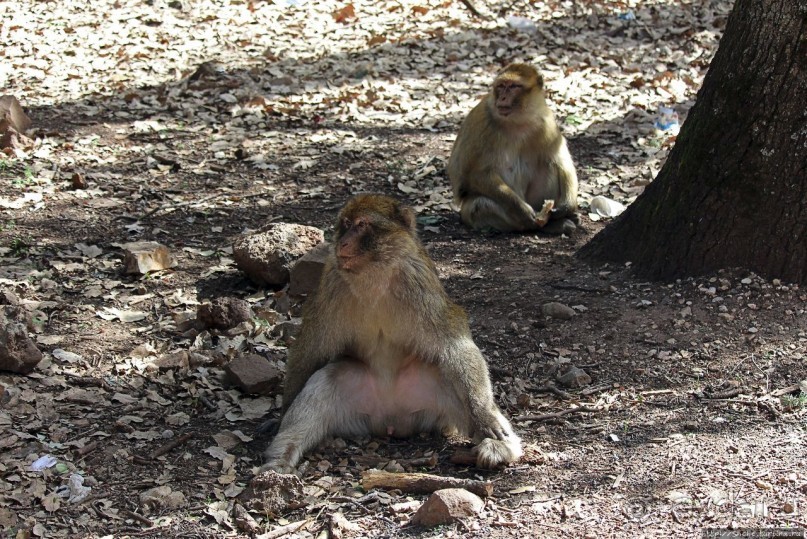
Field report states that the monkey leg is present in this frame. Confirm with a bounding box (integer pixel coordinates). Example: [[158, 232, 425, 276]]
[[470, 408, 523, 468], [261, 364, 368, 474], [459, 195, 538, 232]]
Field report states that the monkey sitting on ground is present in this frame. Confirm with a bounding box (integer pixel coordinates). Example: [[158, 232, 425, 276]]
[[260, 194, 522, 474], [447, 63, 579, 234]]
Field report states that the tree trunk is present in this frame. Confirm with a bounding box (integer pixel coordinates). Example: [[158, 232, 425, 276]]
[[579, 0, 807, 284]]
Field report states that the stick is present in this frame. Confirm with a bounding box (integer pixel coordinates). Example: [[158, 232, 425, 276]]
[[120, 509, 153, 527], [458, 0, 484, 18], [449, 448, 477, 466], [516, 406, 598, 422], [260, 519, 311, 539], [150, 432, 193, 459], [361, 469, 493, 498]]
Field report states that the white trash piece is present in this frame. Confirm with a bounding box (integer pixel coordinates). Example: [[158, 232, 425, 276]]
[[589, 196, 626, 218]]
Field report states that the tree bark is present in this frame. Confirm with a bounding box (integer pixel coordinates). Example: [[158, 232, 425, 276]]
[[579, 0, 807, 284]]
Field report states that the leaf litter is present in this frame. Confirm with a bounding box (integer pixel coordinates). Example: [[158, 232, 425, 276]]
[[1, 0, 806, 538]]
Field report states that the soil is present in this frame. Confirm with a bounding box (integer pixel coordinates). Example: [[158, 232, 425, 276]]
[[1, 1, 805, 538]]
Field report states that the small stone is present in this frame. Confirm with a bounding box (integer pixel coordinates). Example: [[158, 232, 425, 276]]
[[233, 223, 324, 287], [288, 242, 330, 296], [197, 297, 253, 331], [239, 470, 305, 515], [139, 486, 186, 512], [232, 503, 260, 534], [541, 302, 576, 320], [411, 488, 484, 528], [224, 353, 282, 395], [121, 241, 175, 274], [556, 365, 592, 388], [0, 310, 43, 374]]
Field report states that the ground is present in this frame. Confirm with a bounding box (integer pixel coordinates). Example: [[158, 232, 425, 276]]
[[1, 0, 805, 538]]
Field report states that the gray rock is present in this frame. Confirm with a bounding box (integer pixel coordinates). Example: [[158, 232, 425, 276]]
[[233, 223, 324, 287], [240, 470, 304, 516], [288, 242, 330, 296], [0, 309, 43, 374], [197, 297, 253, 331], [411, 488, 484, 527], [224, 353, 282, 395], [541, 302, 576, 320], [121, 241, 175, 274], [556, 365, 592, 388]]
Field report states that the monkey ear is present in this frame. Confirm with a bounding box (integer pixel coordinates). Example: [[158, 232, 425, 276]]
[[396, 205, 418, 234]]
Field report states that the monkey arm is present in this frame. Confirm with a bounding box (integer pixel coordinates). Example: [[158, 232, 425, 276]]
[[429, 305, 510, 441], [282, 278, 350, 412], [549, 141, 579, 217]]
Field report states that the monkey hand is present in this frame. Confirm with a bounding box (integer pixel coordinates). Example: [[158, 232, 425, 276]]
[[534, 199, 555, 227]]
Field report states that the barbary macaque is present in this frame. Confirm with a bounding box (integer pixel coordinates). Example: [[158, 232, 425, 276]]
[[261, 194, 522, 474], [447, 63, 579, 234]]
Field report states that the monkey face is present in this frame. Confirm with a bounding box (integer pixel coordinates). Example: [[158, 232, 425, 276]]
[[494, 81, 524, 116], [333, 194, 418, 273]]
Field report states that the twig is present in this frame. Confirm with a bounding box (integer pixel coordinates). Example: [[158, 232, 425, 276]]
[[458, 0, 484, 18], [150, 432, 193, 459], [261, 519, 311, 539], [119, 509, 153, 527], [362, 469, 493, 498], [516, 406, 598, 422], [75, 440, 100, 457], [532, 383, 571, 400]]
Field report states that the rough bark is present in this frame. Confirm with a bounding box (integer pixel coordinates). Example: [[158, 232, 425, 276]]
[[579, 0, 807, 284]]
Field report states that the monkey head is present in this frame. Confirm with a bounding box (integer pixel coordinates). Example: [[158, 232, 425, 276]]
[[333, 194, 419, 273], [491, 63, 545, 120]]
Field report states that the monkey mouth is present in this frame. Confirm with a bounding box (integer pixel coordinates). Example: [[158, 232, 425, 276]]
[[337, 255, 359, 271], [497, 106, 513, 117]]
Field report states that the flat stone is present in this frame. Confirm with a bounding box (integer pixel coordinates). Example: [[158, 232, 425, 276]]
[[197, 297, 253, 331], [288, 242, 330, 296], [224, 353, 282, 395], [411, 488, 484, 528], [0, 309, 43, 374], [121, 241, 175, 274]]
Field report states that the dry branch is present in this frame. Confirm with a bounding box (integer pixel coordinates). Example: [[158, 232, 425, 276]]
[[150, 432, 193, 459], [361, 469, 493, 498], [515, 405, 598, 422]]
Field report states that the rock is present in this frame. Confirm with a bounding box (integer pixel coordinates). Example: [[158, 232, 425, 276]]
[[0, 96, 32, 133], [541, 302, 576, 320], [556, 365, 592, 388], [232, 503, 259, 534], [224, 353, 282, 395], [288, 242, 330, 296], [233, 223, 324, 287], [121, 241, 175, 274], [0, 309, 43, 374], [151, 351, 190, 372], [197, 297, 253, 331], [0, 95, 32, 151], [272, 319, 302, 341], [411, 488, 484, 528], [239, 470, 304, 516], [139, 486, 186, 512]]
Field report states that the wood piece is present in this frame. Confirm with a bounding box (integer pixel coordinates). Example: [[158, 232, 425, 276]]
[[361, 469, 493, 498], [449, 448, 477, 467], [260, 519, 311, 539], [150, 432, 193, 459], [516, 405, 598, 422]]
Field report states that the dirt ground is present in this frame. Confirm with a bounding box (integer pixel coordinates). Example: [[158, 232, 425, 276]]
[[1, 0, 805, 538]]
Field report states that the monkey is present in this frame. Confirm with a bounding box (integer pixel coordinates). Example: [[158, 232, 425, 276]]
[[447, 63, 579, 234], [260, 194, 522, 474]]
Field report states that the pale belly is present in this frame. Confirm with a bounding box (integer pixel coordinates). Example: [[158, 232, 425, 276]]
[[336, 357, 448, 438]]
